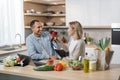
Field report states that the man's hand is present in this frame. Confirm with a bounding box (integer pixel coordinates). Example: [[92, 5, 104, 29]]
[[53, 37, 61, 43], [50, 56, 57, 60], [50, 34, 54, 40]]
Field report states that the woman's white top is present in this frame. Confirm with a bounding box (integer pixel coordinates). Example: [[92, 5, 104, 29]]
[[68, 38, 85, 60]]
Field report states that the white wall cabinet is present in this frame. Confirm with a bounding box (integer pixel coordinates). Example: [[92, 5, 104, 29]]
[[99, 0, 120, 25], [66, 0, 120, 27]]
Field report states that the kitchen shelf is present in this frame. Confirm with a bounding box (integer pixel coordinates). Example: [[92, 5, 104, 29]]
[[25, 26, 111, 29], [25, 26, 67, 29], [24, 0, 65, 5], [24, 0, 66, 30], [24, 13, 65, 17]]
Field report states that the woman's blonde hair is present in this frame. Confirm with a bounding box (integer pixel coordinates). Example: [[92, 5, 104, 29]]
[[69, 21, 83, 40]]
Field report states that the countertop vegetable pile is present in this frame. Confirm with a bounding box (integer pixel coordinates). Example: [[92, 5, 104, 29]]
[[33, 60, 83, 71], [33, 60, 67, 71], [3, 54, 29, 67], [3, 55, 22, 67]]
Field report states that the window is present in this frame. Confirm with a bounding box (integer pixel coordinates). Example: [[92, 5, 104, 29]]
[[0, 0, 25, 46]]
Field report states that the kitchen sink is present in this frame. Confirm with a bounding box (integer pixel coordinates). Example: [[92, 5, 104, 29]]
[[0, 45, 21, 51]]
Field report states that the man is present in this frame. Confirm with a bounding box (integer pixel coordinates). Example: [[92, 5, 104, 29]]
[[26, 20, 61, 60]]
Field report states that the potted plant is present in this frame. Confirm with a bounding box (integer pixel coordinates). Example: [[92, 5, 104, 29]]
[[86, 36, 92, 45]]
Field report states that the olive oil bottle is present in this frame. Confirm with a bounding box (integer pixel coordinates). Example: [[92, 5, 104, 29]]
[[83, 53, 89, 73]]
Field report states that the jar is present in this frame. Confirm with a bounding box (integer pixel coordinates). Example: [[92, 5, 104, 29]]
[[89, 61, 96, 71]]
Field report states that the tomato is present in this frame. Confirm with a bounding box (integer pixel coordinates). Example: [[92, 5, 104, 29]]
[[59, 61, 67, 69], [16, 57, 21, 62], [54, 63, 63, 71], [47, 60, 54, 65]]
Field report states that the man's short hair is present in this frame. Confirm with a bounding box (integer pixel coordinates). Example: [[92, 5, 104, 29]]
[[30, 20, 39, 28]]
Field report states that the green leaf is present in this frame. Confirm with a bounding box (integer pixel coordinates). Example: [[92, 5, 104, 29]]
[[103, 37, 110, 50], [94, 41, 103, 50], [99, 39, 104, 50], [93, 37, 110, 50]]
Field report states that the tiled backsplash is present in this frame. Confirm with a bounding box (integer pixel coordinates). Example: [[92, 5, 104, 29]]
[[25, 28, 111, 43], [83, 28, 111, 41]]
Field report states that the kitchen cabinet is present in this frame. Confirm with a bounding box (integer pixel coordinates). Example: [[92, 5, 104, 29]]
[[66, 0, 120, 27], [99, 0, 120, 25], [24, 0, 66, 29], [66, 0, 100, 27]]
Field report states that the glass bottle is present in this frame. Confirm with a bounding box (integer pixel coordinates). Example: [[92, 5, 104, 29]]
[[83, 53, 89, 73], [83, 33, 87, 44]]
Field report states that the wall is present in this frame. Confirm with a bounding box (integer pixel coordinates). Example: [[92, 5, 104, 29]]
[[25, 29, 32, 40]]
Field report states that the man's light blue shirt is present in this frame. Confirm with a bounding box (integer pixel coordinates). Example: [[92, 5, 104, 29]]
[[26, 32, 61, 59]]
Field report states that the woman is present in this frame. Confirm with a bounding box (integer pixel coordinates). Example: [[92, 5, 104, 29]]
[[67, 21, 85, 60], [54, 21, 85, 60]]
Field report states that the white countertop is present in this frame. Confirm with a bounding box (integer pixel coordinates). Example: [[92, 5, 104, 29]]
[[0, 64, 120, 80]]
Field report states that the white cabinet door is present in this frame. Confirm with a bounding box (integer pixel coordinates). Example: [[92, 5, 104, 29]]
[[66, 0, 120, 26], [99, 0, 120, 25], [66, 0, 100, 26], [85, 0, 100, 26], [66, 0, 88, 26]]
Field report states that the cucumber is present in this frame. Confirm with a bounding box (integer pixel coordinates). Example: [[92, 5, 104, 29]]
[[33, 64, 54, 71]]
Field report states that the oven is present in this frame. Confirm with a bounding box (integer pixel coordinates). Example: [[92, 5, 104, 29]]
[[112, 28, 120, 45], [111, 23, 120, 64]]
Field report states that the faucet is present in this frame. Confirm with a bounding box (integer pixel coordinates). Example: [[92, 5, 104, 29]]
[[15, 33, 22, 48]]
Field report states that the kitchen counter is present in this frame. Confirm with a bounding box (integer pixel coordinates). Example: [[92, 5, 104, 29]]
[[86, 44, 97, 48], [0, 64, 120, 80]]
